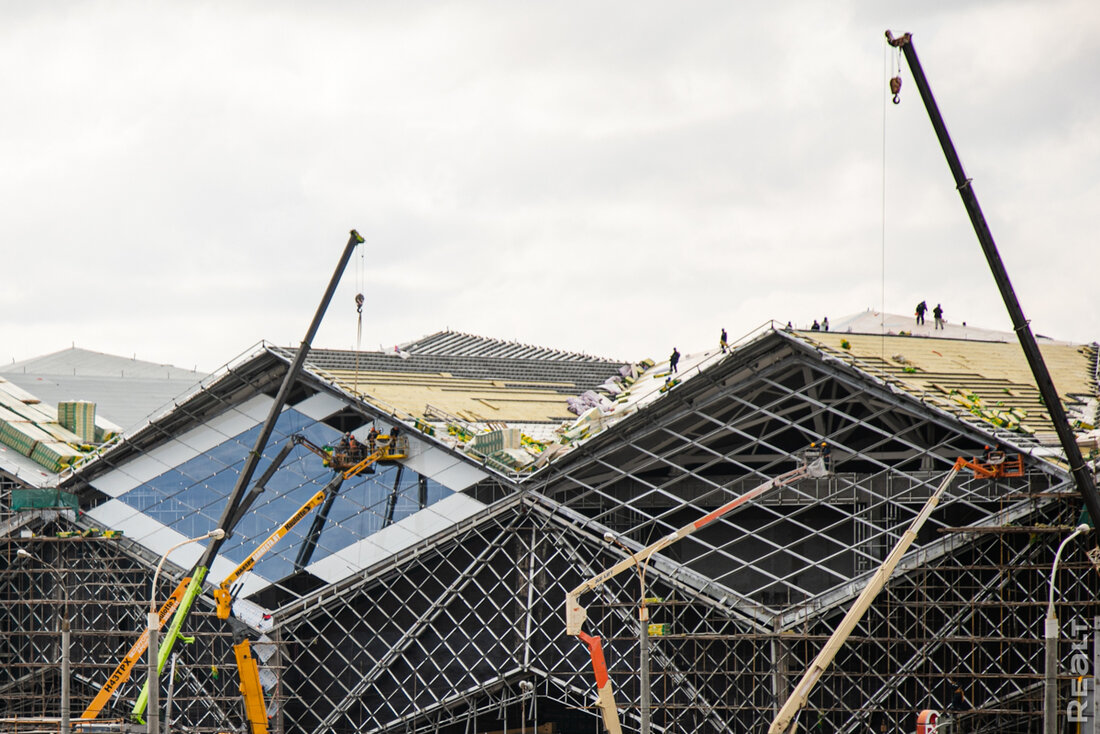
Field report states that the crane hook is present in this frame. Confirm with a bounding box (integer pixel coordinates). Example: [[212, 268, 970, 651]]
[[355, 293, 364, 314], [890, 76, 902, 105]]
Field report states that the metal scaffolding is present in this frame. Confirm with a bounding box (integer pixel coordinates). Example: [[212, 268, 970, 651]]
[[0, 327, 1096, 733]]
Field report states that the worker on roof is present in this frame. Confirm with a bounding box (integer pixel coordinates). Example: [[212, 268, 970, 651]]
[[933, 303, 944, 330], [916, 301, 927, 325], [811, 320, 821, 331], [822, 316, 829, 332], [720, 328, 728, 353], [669, 347, 680, 373]]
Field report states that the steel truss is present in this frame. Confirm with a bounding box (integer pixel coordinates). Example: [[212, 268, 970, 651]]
[[2, 329, 1096, 733]]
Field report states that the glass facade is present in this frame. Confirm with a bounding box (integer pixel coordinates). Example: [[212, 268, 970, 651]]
[[117, 406, 451, 584]]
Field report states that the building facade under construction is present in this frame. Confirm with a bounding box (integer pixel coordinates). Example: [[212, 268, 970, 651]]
[[1, 315, 1099, 733]]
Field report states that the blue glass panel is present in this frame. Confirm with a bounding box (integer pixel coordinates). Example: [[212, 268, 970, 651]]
[[111, 404, 468, 585]]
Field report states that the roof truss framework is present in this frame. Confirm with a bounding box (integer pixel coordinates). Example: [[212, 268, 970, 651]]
[[539, 337, 1064, 610], [3, 331, 1095, 733]]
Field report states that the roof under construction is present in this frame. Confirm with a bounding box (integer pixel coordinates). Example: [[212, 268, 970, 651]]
[[1, 314, 1098, 734]]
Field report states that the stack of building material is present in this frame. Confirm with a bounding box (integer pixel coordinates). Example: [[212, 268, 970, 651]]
[[58, 401, 97, 442], [469, 428, 521, 455], [0, 377, 89, 472]]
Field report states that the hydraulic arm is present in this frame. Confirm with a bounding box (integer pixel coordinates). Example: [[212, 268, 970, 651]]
[[214, 473, 344, 620], [565, 452, 828, 732], [769, 458, 965, 734]]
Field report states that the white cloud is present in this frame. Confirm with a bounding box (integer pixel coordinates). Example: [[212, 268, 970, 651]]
[[2, 0, 1097, 371]]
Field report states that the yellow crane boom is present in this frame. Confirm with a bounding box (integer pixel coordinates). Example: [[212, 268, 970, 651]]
[[82, 579, 190, 720]]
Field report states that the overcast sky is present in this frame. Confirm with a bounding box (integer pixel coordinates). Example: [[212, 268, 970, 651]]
[[3, 1, 1098, 372]]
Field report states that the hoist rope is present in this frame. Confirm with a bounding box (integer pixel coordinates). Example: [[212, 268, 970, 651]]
[[353, 240, 366, 394], [880, 41, 902, 362]]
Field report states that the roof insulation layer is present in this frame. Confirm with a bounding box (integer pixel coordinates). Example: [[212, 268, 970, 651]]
[[281, 337, 629, 425], [794, 327, 1098, 444]]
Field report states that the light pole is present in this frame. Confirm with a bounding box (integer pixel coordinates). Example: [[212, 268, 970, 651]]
[[148, 528, 225, 734], [605, 532, 652, 734], [1044, 523, 1090, 734], [16, 548, 71, 734]]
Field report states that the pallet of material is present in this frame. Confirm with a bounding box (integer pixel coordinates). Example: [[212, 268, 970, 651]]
[[58, 401, 97, 442], [36, 420, 84, 445], [31, 440, 85, 472], [0, 420, 55, 457], [0, 378, 41, 405]]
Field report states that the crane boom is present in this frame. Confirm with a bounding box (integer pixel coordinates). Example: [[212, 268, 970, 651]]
[[885, 30, 1100, 531]]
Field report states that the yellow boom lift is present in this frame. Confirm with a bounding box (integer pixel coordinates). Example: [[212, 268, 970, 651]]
[[211, 430, 407, 733], [213, 431, 408, 620]]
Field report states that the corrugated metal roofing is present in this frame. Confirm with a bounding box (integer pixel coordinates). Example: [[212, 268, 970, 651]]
[[1, 348, 204, 432], [399, 329, 619, 362], [2, 346, 204, 380]]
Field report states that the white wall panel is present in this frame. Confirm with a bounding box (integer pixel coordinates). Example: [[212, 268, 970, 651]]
[[293, 392, 345, 421], [401, 444, 488, 492], [307, 493, 487, 584], [84, 500, 213, 569]]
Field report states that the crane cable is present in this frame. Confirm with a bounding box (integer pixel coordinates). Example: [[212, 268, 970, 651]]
[[881, 40, 904, 366], [354, 241, 366, 394]]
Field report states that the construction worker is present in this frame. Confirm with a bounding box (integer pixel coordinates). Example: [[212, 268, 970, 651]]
[[916, 301, 927, 325], [822, 316, 829, 332], [669, 347, 680, 373], [367, 425, 379, 453], [933, 303, 944, 329], [811, 319, 821, 331], [947, 679, 968, 711], [720, 328, 729, 353]]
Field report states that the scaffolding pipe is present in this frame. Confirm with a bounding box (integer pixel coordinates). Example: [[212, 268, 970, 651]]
[[769, 459, 964, 734]]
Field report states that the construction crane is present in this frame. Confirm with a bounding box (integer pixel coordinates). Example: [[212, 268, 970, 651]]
[[884, 29, 1100, 544], [128, 230, 365, 727], [766, 35, 1100, 734], [564, 450, 829, 734], [210, 430, 408, 733]]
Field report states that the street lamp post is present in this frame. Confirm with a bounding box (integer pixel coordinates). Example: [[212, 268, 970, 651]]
[[148, 528, 225, 734], [15, 548, 70, 734], [1044, 523, 1090, 734], [605, 533, 652, 734]]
